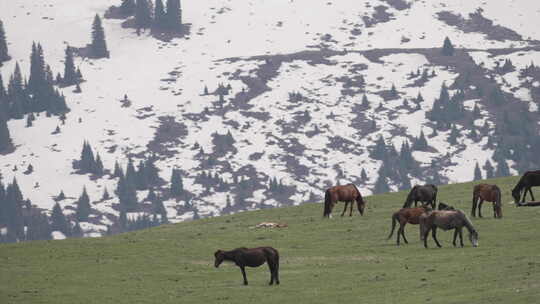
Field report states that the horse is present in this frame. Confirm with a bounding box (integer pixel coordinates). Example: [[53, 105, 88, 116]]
[[512, 170, 540, 205], [472, 184, 502, 218], [323, 184, 366, 218], [420, 210, 478, 248], [214, 247, 280, 285], [438, 202, 455, 210], [387, 205, 432, 246], [402, 184, 438, 208]]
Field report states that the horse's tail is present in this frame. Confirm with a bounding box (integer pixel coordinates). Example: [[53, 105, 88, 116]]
[[387, 212, 398, 240], [495, 185, 502, 218], [323, 189, 332, 217]]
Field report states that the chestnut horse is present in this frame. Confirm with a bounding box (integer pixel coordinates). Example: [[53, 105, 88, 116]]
[[323, 184, 366, 218], [420, 210, 478, 248], [387, 205, 432, 246], [214, 247, 280, 285], [511, 170, 540, 205], [472, 184, 502, 218]]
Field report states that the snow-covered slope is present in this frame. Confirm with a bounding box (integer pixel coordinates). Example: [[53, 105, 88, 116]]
[[1, 0, 539, 236]]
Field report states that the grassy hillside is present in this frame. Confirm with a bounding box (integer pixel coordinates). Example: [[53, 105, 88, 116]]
[[2, 175, 540, 304]]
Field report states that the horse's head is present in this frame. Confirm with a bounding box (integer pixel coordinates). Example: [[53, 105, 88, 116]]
[[357, 197, 366, 215], [214, 250, 225, 268], [511, 187, 521, 205], [469, 230, 479, 247]]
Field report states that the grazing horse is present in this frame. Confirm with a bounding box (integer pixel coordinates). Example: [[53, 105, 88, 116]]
[[472, 184, 502, 218], [438, 202, 455, 210], [420, 210, 478, 248], [403, 184, 438, 208], [323, 184, 366, 218], [387, 205, 432, 246], [214, 247, 280, 285], [512, 170, 540, 205]]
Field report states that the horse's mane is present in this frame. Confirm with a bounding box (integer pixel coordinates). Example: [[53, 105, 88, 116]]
[[406, 185, 420, 201], [457, 210, 476, 233]]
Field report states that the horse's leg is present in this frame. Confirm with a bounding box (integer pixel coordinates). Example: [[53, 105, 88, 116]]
[[349, 200, 353, 216], [459, 227, 464, 247], [341, 201, 348, 217], [529, 187, 535, 201], [479, 198, 485, 217], [452, 228, 458, 247], [275, 258, 280, 285], [432, 227, 442, 248], [522, 189, 527, 203], [267, 261, 275, 285], [423, 227, 431, 248], [401, 227, 409, 244], [396, 225, 401, 246], [240, 266, 248, 285], [471, 196, 477, 217]]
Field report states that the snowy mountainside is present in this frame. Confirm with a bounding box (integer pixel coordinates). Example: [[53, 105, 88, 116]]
[[1, 0, 540, 237]]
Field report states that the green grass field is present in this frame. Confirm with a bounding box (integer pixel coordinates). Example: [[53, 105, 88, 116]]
[[2, 176, 540, 304]]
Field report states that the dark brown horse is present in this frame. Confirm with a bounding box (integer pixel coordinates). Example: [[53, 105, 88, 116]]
[[512, 170, 540, 205], [420, 210, 478, 248], [323, 184, 366, 218], [472, 184, 502, 218], [403, 184, 438, 208], [214, 247, 280, 285], [387, 205, 432, 246]]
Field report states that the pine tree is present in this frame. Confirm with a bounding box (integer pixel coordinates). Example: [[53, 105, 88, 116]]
[[166, 0, 182, 30], [57, 190, 66, 200], [90, 14, 109, 58], [125, 158, 137, 187], [113, 160, 124, 178], [361, 94, 369, 107], [372, 135, 387, 159], [170, 168, 184, 197], [374, 174, 390, 194], [413, 130, 428, 150], [473, 162, 482, 181], [484, 160, 495, 179], [94, 153, 104, 175], [389, 83, 398, 98], [154, 0, 166, 28], [472, 103, 481, 119], [75, 187, 91, 221], [120, 0, 136, 15], [4, 179, 24, 241], [102, 187, 110, 200], [0, 20, 9, 62], [360, 168, 368, 182], [28, 42, 46, 96], [63, 46, 77, 86], [495, 160, 510, 177], [442, 36, 455, 56], [135, 0, 153, 29], [26, 211, 52, 241], [72, 221, 83, 238], [0, 115, 12, 152], [51, 202, 70, 236], [448, 124, 459, 145], [490, 86, 506, 106], [8, 62, 25, 117]]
